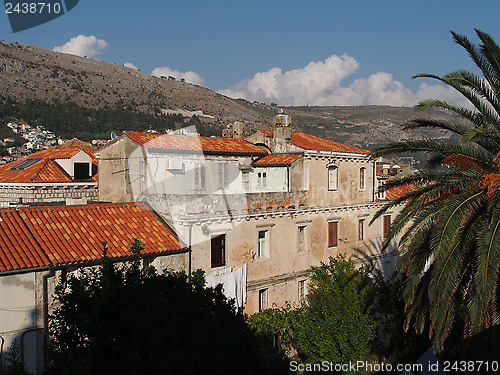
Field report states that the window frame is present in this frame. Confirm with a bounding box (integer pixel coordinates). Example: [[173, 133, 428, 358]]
[[327, 164, 338, 191], [259, 288, 269, 311], [298, 279, 306, 302], [358, 219, 365, 241], [257, 229, 270, 258], [328, 220, 339, 248], [359, 167, 366, 191], [210, 233, 226, 268], [297, 224, 308, 252], [383, 215, 391, 238], [257, 171, 267, 188], [74, 162, 90, 181], [194, 162, 207, 190]]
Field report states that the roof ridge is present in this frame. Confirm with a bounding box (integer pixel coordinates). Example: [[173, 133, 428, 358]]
[[17, 201, 137, 212]]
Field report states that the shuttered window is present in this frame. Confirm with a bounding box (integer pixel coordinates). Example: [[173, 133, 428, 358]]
[[194, 163, 207, 190], [328, 221, 338, 247], [383, 215, 391, 238], [211, 234, 225, 268], [358, 219, 365, 240], [328, 166, 338, 190], [218, 163, 228, 189], [360, 167, 365, 190]]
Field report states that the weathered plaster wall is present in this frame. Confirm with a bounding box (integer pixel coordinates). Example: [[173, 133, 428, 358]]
[[187, 202, 400, 314], [0, 273, 38, 374]]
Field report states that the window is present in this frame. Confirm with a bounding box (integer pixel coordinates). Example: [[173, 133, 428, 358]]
[[358, 219, 365, 241], [194, 163, 207, 190], [257, 172, 267, 187], [218, 163, 228, 189], [383, 215, 391, 238], [376, 180, 386, 200], [242, 171, 249, 190], [328, 221, 338, 247], [211, 234, 225, 268], [74, 162, 90, 180], [298, 225, 307, 251], [258, 230, 269, 258], [328, 165, 338, 191], [298, 280, 306, 302], [259, 289, 269, 311], [359, 167, 366, 190]]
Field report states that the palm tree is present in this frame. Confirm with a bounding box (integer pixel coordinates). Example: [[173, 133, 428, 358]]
[[371, 29, 500, 348]]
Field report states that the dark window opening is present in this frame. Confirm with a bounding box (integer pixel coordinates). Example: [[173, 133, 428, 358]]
[[211, 234, 226, 268], [74, 162, 90, 180]]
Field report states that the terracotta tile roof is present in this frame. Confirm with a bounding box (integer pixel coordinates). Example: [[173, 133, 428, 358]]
[[253, 154, 303, 167], [125, 131, 266, 155], [32, 160, 72, 183], [60, 138, 92, 148], [257, 130, 369, 154], [0, 144, 98, 183], [0, 202, 184, 273], [0, 210, 50, 272], [385, 184, 418, 201]]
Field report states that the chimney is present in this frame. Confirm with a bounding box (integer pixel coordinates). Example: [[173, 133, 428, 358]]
[[273, 114, 292, 141], [222, 121, 246, 139]]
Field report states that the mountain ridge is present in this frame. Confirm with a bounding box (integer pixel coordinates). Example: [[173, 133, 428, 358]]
[[0, 40, 462, 150]]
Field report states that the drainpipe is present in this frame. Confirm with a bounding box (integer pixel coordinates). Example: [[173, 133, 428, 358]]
[[0, 334, 4, 375], [372, 160, 376, 202], [287, 166, 290, 192], [188, 223, 192, 282], [42, 270, 55, 369]]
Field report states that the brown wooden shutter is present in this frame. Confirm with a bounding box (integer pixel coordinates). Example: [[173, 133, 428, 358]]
[[328, 221, 338, 247], [383, 215, 391, 238]]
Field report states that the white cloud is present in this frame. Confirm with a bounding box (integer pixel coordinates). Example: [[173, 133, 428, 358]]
[[219, 54, 469, 107], [152, 66, 204, 85], [53, 35, 109, 57], [124, 62, 139, 70]]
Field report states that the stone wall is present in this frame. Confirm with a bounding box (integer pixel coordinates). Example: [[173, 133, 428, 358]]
[[0, 184, 98, 207]]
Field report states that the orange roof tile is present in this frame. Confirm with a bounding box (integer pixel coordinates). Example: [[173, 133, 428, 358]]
[[125, 131, 266, 155], [385, 184, 418, 201], [0, 210, 50, 272], [257, 130, 369, 154], [0, 144, 98, 183], [253, 154, 303, 167], [0, 202, 184, 273]]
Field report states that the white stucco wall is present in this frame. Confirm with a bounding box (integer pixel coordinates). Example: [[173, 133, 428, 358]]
[[55, 150, 92, 179], [0, 273, 38, 374]]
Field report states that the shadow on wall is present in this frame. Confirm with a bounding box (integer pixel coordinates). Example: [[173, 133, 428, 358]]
[[350, 236, 399, 280], [0, 309, 41, 375]]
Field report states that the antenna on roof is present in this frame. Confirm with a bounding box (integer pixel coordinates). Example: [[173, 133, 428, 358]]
[[111, 132, 117, 140]]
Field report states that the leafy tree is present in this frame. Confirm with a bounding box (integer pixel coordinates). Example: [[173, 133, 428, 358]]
[[249, 255, 376, 368], [371, 29, 500, 348], [48, 240, 287, 375]]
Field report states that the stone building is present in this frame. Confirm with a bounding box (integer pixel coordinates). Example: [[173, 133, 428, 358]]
[[98, 115, 400, 313], [0, 140, 99, 207]]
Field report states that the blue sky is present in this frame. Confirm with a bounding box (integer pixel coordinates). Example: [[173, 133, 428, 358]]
[[1, 0, 499, 106]]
